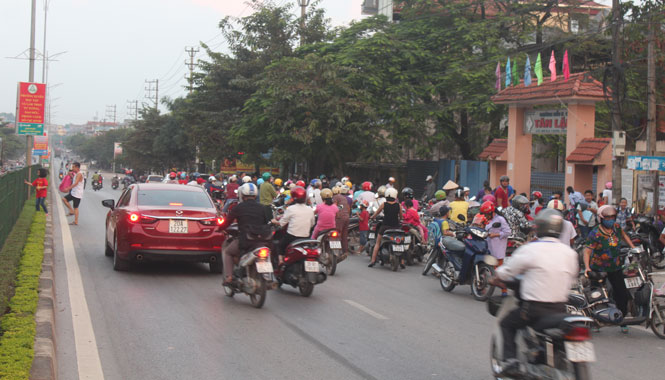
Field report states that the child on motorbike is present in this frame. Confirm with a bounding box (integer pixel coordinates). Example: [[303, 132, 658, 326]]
[[403, 199, 426, 243]]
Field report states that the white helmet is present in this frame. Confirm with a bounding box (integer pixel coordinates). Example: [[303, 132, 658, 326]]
[[208, 176, 216, 182], [239, 183, 258, 197], [385, 187, 398, 200], [547, 199, 564, 211], [242, 175, 252, 183]]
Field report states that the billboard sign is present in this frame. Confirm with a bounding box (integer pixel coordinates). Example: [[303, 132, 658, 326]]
[[626, 155, 665, 171], [524, 109, 567, 135], [16, 82, 46, 135], [113, 142, 123, 158]]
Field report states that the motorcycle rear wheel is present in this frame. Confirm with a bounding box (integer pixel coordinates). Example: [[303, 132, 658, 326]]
[[439, 260, 456, 292], [390, 254, 399, 272], [573, 362, 591, 380], [323, 247, 337, 276], [299, 282, 314, 297], [472, 263, 495, 301], [422, 249, 437, 276], [249, 277, 267, 308], [651, 249, 665, 269]]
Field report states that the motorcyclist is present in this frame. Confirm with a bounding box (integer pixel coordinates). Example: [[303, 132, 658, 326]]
[[311, 189, 337, 239], [272, 187, 315, 263], [430, 190, 449, 215], [204, 175, 223, 196], [368, 187, 403, 268], [92, 171, 100, 183], [259, 172, 277, 205], [449, 189, 469, 224], [333, 185, 352, 257], [422, 175, 436, 202], [502, 195, 531, 241], [223, 175, 239, 212], [489, 209, 578, 376], [400, 187, 419, 211], [529, 191, 542, 215], [219, 183, 273, 286], [357, 181, 375, 206], [547, 199, 577, 246], [166, 172, 178, 184]]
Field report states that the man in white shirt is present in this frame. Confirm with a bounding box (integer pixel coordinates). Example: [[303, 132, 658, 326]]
[[273, 187, 315, 262], [491, 209, 578, 375], [547, 199, 577, 246]]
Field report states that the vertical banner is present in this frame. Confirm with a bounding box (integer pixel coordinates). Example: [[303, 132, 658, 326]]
[[16, 82, 46, 135], [33, 135, 49, 155], [113, 142, 123, 158]]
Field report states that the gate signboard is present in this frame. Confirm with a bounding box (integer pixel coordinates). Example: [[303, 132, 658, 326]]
[[15, 82, 46, 135], [524, 109, 567, 135]]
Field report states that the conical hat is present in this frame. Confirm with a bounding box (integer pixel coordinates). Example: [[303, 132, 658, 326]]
[[442, 180, 458, 191]]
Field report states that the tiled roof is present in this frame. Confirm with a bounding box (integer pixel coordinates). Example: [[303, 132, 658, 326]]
[[566, 138, 612, 163], [478, 138, 508, 160], [492, 72, 608, 105]]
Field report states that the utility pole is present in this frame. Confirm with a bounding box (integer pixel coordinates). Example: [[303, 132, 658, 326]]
[[647, 13, 658, 214], [297, 0, 310, 46], [127, 100, 138, 122], [105, 104, 117, 125], [26, 0, 37, 197], [144, 79, 159, 110], [610, 0, 623, 205], [185, 46, 199, 94]]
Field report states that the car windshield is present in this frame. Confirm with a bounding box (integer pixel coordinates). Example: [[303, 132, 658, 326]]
[[138, 189, 213, 208]]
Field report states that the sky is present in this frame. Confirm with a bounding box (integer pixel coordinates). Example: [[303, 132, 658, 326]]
[[0, 0, 364, 125]]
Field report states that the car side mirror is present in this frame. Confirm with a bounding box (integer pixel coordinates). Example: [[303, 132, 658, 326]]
[[458, 214, 466, 222], [492, 222, 501, 228], [102, 199, 115, 210]]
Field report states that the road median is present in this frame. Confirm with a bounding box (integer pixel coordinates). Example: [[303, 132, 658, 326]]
[[0, 199, 50, 380]]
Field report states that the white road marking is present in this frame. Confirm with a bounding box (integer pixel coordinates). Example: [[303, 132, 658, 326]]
[[343, 299, 389, 320], [54, 171, 106, 379]]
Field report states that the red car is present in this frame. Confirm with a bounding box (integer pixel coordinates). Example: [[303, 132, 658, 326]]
[[102, 183, 225, 273]]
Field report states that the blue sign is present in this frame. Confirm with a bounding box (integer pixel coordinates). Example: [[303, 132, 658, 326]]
[[626, 156, 665, 171], [32, 149, 47, 156]]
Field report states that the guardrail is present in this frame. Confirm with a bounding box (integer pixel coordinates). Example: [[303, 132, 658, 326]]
[[0, 165, 40, 250]]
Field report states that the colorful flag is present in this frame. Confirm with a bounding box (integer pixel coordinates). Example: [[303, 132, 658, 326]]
[[512, 58, 519, 86], [505, 57, 511, 88], [495, 61, 501, 92], [524, 55, 532, 87], [535, 53, 543, 86], [563, 50, 570, 82], [549, 50, 557, 81]]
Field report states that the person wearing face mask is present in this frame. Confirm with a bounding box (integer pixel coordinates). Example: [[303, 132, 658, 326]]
[[582, 205, 635, 334]]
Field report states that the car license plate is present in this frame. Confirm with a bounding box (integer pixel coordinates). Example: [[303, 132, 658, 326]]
[[392, 244, 405, 252], [624, 276, 643, 289], [256, 261, 273, 274], [169, 219, 188, 234], [305, 261, 319, 272], [369, 233, 375, 239], [329, 240, 341, 249], [405, 236, 412, 244], [564, 341, 596, 362]]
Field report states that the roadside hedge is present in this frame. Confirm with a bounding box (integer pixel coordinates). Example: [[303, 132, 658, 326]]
[[0, 207, 46, 380]]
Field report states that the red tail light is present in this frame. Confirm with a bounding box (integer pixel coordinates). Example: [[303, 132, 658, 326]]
[[564, 327, 591, 341], [305, 248, 319, 257], [200, 217, 224, 226], [331, 231, 339, 237], [257, 248, 270, 259], [128, 213, 157, 224], [217, 217, 224, 225], [129, 213, 140, 223]]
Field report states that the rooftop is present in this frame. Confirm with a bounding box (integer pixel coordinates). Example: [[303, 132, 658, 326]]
[[566, 137, 612, 163], [478, 138, 508, 160], [491, 72, 608, 105]]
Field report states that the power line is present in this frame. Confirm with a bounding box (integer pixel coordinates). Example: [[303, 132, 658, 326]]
[[144, 79, 159, 110], [185, 46, 199, 94]]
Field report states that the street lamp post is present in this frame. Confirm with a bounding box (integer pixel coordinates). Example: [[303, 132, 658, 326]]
[[297, 0, 310, 46]]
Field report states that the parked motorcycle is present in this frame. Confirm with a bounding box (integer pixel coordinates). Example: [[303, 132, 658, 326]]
[[316, 229, 344, 276], [431, 224, 496, 301], [275, 239, 327, 297], [488, 278, 595, 379], [633, 215, 665, 269]]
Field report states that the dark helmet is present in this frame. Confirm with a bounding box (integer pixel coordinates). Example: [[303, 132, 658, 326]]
[[401, 187, 414, 199], [291, 187, 307, 203], [535, 208, 563, 238], [512, 195, 529, 212], [454, 188, 464, 199]]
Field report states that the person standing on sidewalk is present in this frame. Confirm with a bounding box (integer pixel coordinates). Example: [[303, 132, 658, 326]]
[[25, 168, 49, 215], [62, 162, 84, 225]]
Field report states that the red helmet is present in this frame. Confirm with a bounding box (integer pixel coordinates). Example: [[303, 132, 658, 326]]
[[531, 191, 543, 199], [362, 181, 372, 191], [295, 180, 306, 187], [480, 201, 495, 215], [291, 186, 306, 202], [169, 171, 176, 178]]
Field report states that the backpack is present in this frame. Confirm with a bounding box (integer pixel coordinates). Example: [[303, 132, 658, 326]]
[[59, 172, 73, 193]]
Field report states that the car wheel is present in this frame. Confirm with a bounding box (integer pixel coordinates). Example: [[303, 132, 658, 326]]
[[105, 237, 113, 257], [112, 236, 130, 271]]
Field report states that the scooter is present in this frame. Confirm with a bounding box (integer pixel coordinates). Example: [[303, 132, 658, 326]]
[[222, 226, 275, 309], [92, 179, 103, 191], [432, 222, 496, 301], [111, 176, 119, 190], [488, 277, 595, 380], [369, 226, 408, 272], [275, 239, 327, 297], [402, 223, 425, 265], [316, 229, 344, 276]]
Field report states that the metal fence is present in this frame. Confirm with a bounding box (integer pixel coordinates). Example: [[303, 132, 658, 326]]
[[530, 171, 597, 199], [0, 166, 40, 250]]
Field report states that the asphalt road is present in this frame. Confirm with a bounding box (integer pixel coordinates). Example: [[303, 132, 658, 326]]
[[51, 171, 665, 380]]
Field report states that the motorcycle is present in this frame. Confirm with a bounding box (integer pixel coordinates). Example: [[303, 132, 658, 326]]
[[92, 178, 103, 191], [222, 226, 275, 309], [369, 226, 408, 272], [488, 278, 595, 380], [275, 239, 327, 297], [111, 176, 119, 190], [364, 217, 381, 256], [316, 229, 344, 276], [632, 215, 665, 269], [402, 223, 425, 265], [431, 223, 496, 301]]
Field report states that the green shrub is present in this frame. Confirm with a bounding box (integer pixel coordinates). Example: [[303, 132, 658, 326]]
[[0, 210, 46, 380]]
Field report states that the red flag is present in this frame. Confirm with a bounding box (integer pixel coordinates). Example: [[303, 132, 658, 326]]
[[563, 50, 570, 82], [549, 51, 557, 82]]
